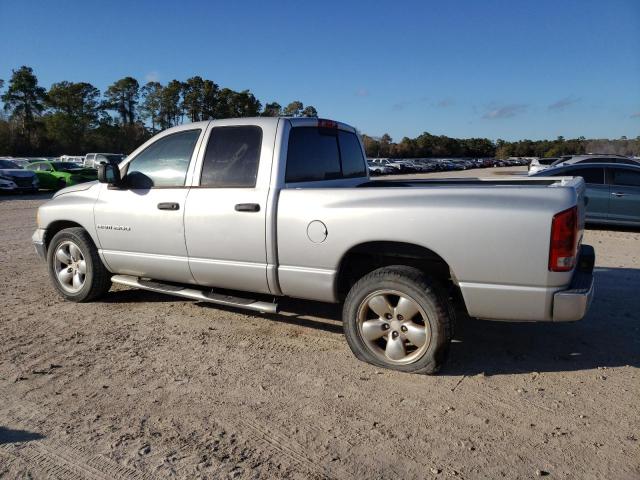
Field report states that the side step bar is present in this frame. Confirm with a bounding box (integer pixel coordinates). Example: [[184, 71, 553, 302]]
[[111, 275, 278, 314]]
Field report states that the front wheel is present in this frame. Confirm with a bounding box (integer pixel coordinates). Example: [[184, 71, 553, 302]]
[[47, 227, 112, 302], [343, 266, 452, 374]]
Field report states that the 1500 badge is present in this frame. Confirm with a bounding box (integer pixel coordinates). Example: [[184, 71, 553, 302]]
[[97, 224, 131, 232]]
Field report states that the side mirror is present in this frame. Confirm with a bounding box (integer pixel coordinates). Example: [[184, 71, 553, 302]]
[[97, 163, 122, 186]]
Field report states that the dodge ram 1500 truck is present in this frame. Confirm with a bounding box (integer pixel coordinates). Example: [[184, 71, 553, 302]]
[[32, 117, 595, 374]]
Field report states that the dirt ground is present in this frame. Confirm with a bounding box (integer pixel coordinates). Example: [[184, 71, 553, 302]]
[[0, 167, 638, 479]]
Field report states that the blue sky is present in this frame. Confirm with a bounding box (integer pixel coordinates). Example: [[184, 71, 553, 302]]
[[1, 0, 639, 141]]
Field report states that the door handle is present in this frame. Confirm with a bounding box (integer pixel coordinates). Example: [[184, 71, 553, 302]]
[[611, 192, 629, 197], [235, 203, 260, 212], [157, 202, 180, 210]]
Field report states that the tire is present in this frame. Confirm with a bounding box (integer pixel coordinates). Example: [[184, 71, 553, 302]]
[[342, 266, 452, 374], [56, 178, 67, 190], [47, 227, 111, 302]]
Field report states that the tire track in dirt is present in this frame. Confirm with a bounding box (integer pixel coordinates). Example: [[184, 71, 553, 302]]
[[0, 387, 154, 480], [1, 383, 357, 480]]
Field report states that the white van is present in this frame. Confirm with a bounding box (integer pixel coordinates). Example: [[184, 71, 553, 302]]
[[84, 153, 125, 169]]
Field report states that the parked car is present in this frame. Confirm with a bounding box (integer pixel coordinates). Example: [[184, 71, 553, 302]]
[[0, 176, 18, 192], [528, 158, 559, 175], [26, 161, 97, 190], [533, 162, 640, 226], [33, 117, 594, 374], [551, 154, 639, 169], [369, 158, 405, 173], [0, 159, 39, 192], [59, 155, 86, 163], [84, 153, 126, 169], [367, 161, 394, 176]]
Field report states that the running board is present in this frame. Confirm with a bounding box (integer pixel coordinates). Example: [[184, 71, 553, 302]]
[[111, 275, 278, 314]]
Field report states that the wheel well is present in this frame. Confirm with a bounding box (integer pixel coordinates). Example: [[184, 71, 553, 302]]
[[44, 221, 85, 250], [336, 241, 455, 301]]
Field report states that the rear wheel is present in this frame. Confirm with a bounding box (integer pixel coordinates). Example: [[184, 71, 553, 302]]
[[47, 227, 111, 302], [343, 266, 452, 374]]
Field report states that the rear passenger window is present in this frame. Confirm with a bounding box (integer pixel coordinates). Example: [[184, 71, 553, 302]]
[[563, 167, 605, 185], [285, 127, 366, 183], [286, 128, 341, 182], [612, 169, 640, 187], [200, 126, 262, 188], [338, 131, 367, 178]]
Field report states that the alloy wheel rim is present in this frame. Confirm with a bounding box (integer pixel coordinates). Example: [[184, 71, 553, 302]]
[[356, 289, 431, 365], [53, 240, 86, 293]]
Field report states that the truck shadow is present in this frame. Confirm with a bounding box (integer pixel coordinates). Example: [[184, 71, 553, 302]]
[[101, 267, 639, 375], [0, 426, 45, 445], [587, 224, 640, 233], [0, 192, 53, 203], [443, 266, 640, 375]]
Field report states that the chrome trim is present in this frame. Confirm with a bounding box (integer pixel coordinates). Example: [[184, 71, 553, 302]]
[[552, 276, 594, 322], [31, 228, 47, 260], [111, 274, 278, 314]]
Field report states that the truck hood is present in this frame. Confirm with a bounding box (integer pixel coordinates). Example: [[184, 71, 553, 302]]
[[53, 180, 99, 198]]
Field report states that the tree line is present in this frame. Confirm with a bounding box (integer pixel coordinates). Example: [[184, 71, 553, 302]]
[[0, 66, 318, 156], [1, 65, 638, 159], [362, 132, 640, 159]]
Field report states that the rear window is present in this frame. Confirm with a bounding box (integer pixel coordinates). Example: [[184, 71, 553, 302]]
[[285, 127, 366, 183]]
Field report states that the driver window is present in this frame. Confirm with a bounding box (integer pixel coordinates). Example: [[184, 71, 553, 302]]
[[199, 126, 262, 188], [126, 129, 201, 188]]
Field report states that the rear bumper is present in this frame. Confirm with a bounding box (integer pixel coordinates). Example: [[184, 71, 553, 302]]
[[460, 244, 595, 322], [552, 245, 595, 322]]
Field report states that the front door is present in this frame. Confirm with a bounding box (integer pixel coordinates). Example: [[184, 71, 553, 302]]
[[94, 127, 204, 284], [184, 120, 275, 294], [608, 167, 640, 225]]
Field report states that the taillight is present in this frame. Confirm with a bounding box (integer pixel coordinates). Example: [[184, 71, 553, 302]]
[[549, 206, 578, 272]]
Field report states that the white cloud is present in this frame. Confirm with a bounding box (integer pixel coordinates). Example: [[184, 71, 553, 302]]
[[548, 96, 580, 111], [482, 104, 528, 119], [144, 71, 160, 83]]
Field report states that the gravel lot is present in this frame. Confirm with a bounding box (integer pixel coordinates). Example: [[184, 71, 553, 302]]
[[1, 167, 638, 479]]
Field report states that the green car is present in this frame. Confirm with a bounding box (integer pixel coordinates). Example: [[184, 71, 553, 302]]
[[26, 161, 97, 190]]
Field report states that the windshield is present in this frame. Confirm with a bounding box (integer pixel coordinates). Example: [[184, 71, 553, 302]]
[[52, 162, 83, 170], [0, 160, 20, 169], [97, 154, 124, 164]]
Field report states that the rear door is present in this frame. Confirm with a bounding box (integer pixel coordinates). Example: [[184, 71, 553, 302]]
[[183, 119, 276, 294], [561, 166, 608, 222], [608, 167, 640, 225]]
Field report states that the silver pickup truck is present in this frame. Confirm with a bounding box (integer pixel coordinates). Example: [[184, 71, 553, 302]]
[[32, 117, 595, 374]]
